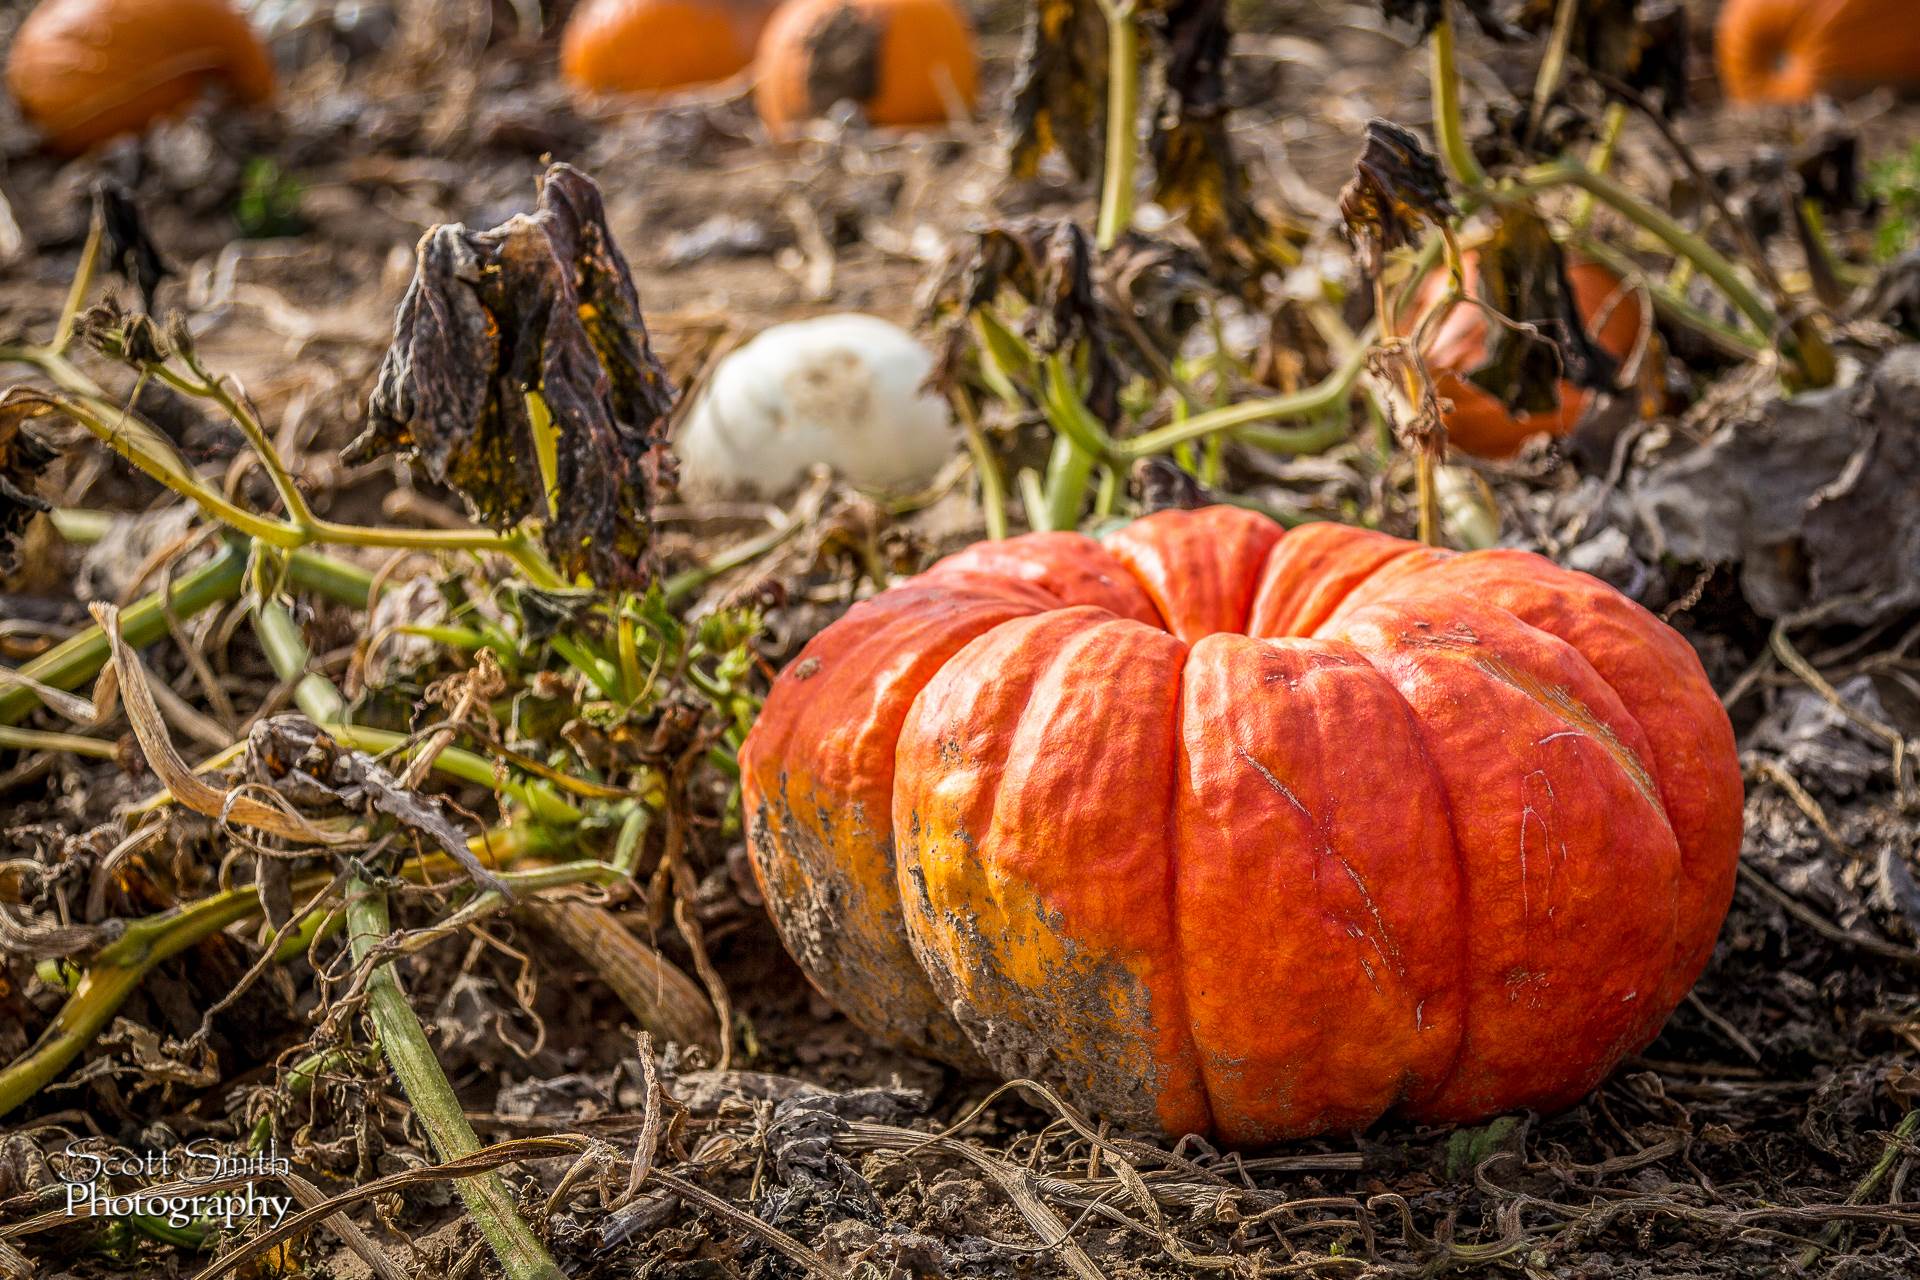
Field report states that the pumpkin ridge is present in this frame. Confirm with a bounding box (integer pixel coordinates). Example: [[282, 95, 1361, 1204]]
[[1351, 552, 1743, 1020], [896, 607, 1212, 1132], [1320, 635, 1476, 1117], [1161, 649, 1219, 1138], [740, 582, 1052, 1062]]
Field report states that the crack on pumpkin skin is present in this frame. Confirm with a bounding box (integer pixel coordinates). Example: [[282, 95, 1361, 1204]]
[[1235, 743, 1406, 985], [1394, 620, 1665, 817]]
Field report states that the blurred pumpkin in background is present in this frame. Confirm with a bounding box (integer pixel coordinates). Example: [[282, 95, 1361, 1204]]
[[1717, 0, 1920, 104], [1401, 252, 1645, 459], [561, 0, 775, 95], [753, 0, 978, 136], [5, 0, 276, 155]]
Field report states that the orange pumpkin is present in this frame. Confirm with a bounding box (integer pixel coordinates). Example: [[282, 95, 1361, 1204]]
[[1717, 0, 1920, 104], [752, 0, 978, 136], [740, 506, 1743, 1142], [561, 0, 774, 96], [1403, 252, 1645, 459], [5, 0, 275, 155]]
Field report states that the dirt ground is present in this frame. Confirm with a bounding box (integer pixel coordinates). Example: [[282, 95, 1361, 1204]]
[[2, 1, 1919, 1277]]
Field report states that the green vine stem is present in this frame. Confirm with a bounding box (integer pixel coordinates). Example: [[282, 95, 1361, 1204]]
[[0, 543, 247, 725], [0, 820, 564, 1121], [1572, 235, 1768, 360], [1115, 346, 1368, 459], [253, 599, 348, 723], [1042, 432, 1100, 533], [1, 346, 568, 588], [155, 356, 313, 527], [0, 538, 379, 730], [1421, 0, 1833, 389], [345, 881, 566, 1280], [953, 392, 1009, 541], [0, 725, 117, 758], [1037, 357, 1113, 530], [1570, 103, 1629, 232], [52, 210, 103, 355], [1515, 164, 1773, 333], [1430, 6, 1489, 191], [1095, 0, 1142, 251], [1514, 161, 1834, 387]]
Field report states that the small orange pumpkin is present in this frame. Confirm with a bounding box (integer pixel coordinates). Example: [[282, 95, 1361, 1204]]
[[560, 0, 774, 96], [1717, 0, 1920, 104], [5, 0, 275, 155], [740, 507, 1743, 1141], [752, 0, 978, 136], [1402, 252, 1645, 459]]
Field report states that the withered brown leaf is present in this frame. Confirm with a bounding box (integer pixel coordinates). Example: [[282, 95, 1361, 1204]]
[[1148, 0, 1304, 299], [1339, 119, 1457, 278], [928, 218, 1123, 420], [244, 715, 510, 897], [0, 392, 58, 574], [93, 179, 171, 314], [1005, 0, 1110, 184], [1518, 0, 1688, 113], [1462, 208, 1620, 415], [346, 164, 674, 588], [1378, 0, 1518, 39]]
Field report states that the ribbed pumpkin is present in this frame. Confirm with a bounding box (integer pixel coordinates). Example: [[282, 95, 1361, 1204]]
[[1717, 0, 1920, 104], [561, 0, 774, 96], [752, 0, 978, 136], [740, 506, 1743, 1143], [1403, 252, 1644, 460], [5, 0, 275, 155]]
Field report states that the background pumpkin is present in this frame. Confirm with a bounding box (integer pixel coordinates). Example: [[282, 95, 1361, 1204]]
[[561, 0, 775, 96], [1403, 251, 1645, 459], [740, 506, 1743, 1143], [752, 0, 979, 136], [1716, 0, 1920, 105], [5, 0, 275, 156]]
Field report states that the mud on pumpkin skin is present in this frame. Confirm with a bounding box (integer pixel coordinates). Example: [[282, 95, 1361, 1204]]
[[739, 507, 1745, 1144], [753, 0, 980, 135]]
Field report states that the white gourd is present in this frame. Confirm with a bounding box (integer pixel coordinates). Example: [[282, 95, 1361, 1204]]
[[674, 313, 958, 499]]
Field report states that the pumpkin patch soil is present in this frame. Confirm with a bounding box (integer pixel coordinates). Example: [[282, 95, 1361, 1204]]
[[2, 1, 1918, 1277]]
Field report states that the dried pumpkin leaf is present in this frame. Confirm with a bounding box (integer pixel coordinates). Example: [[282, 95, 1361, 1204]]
[[93, 179, 170, 314], [1517, 0, 1688, 112], [346, 163, 675, 588], [1378, 0, 1517, 39], [1005, 0, 1109, 183], [1475, 95, 1594, 172], [0, 392, 58, 575], [929, 218, 1123, 420], [1339, 119, 1457, 278], [244, 715, 511, 897], [1463, 208, 1619, 415], [91, 603, 355, 846], [1147, 0, 1303, 299]]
